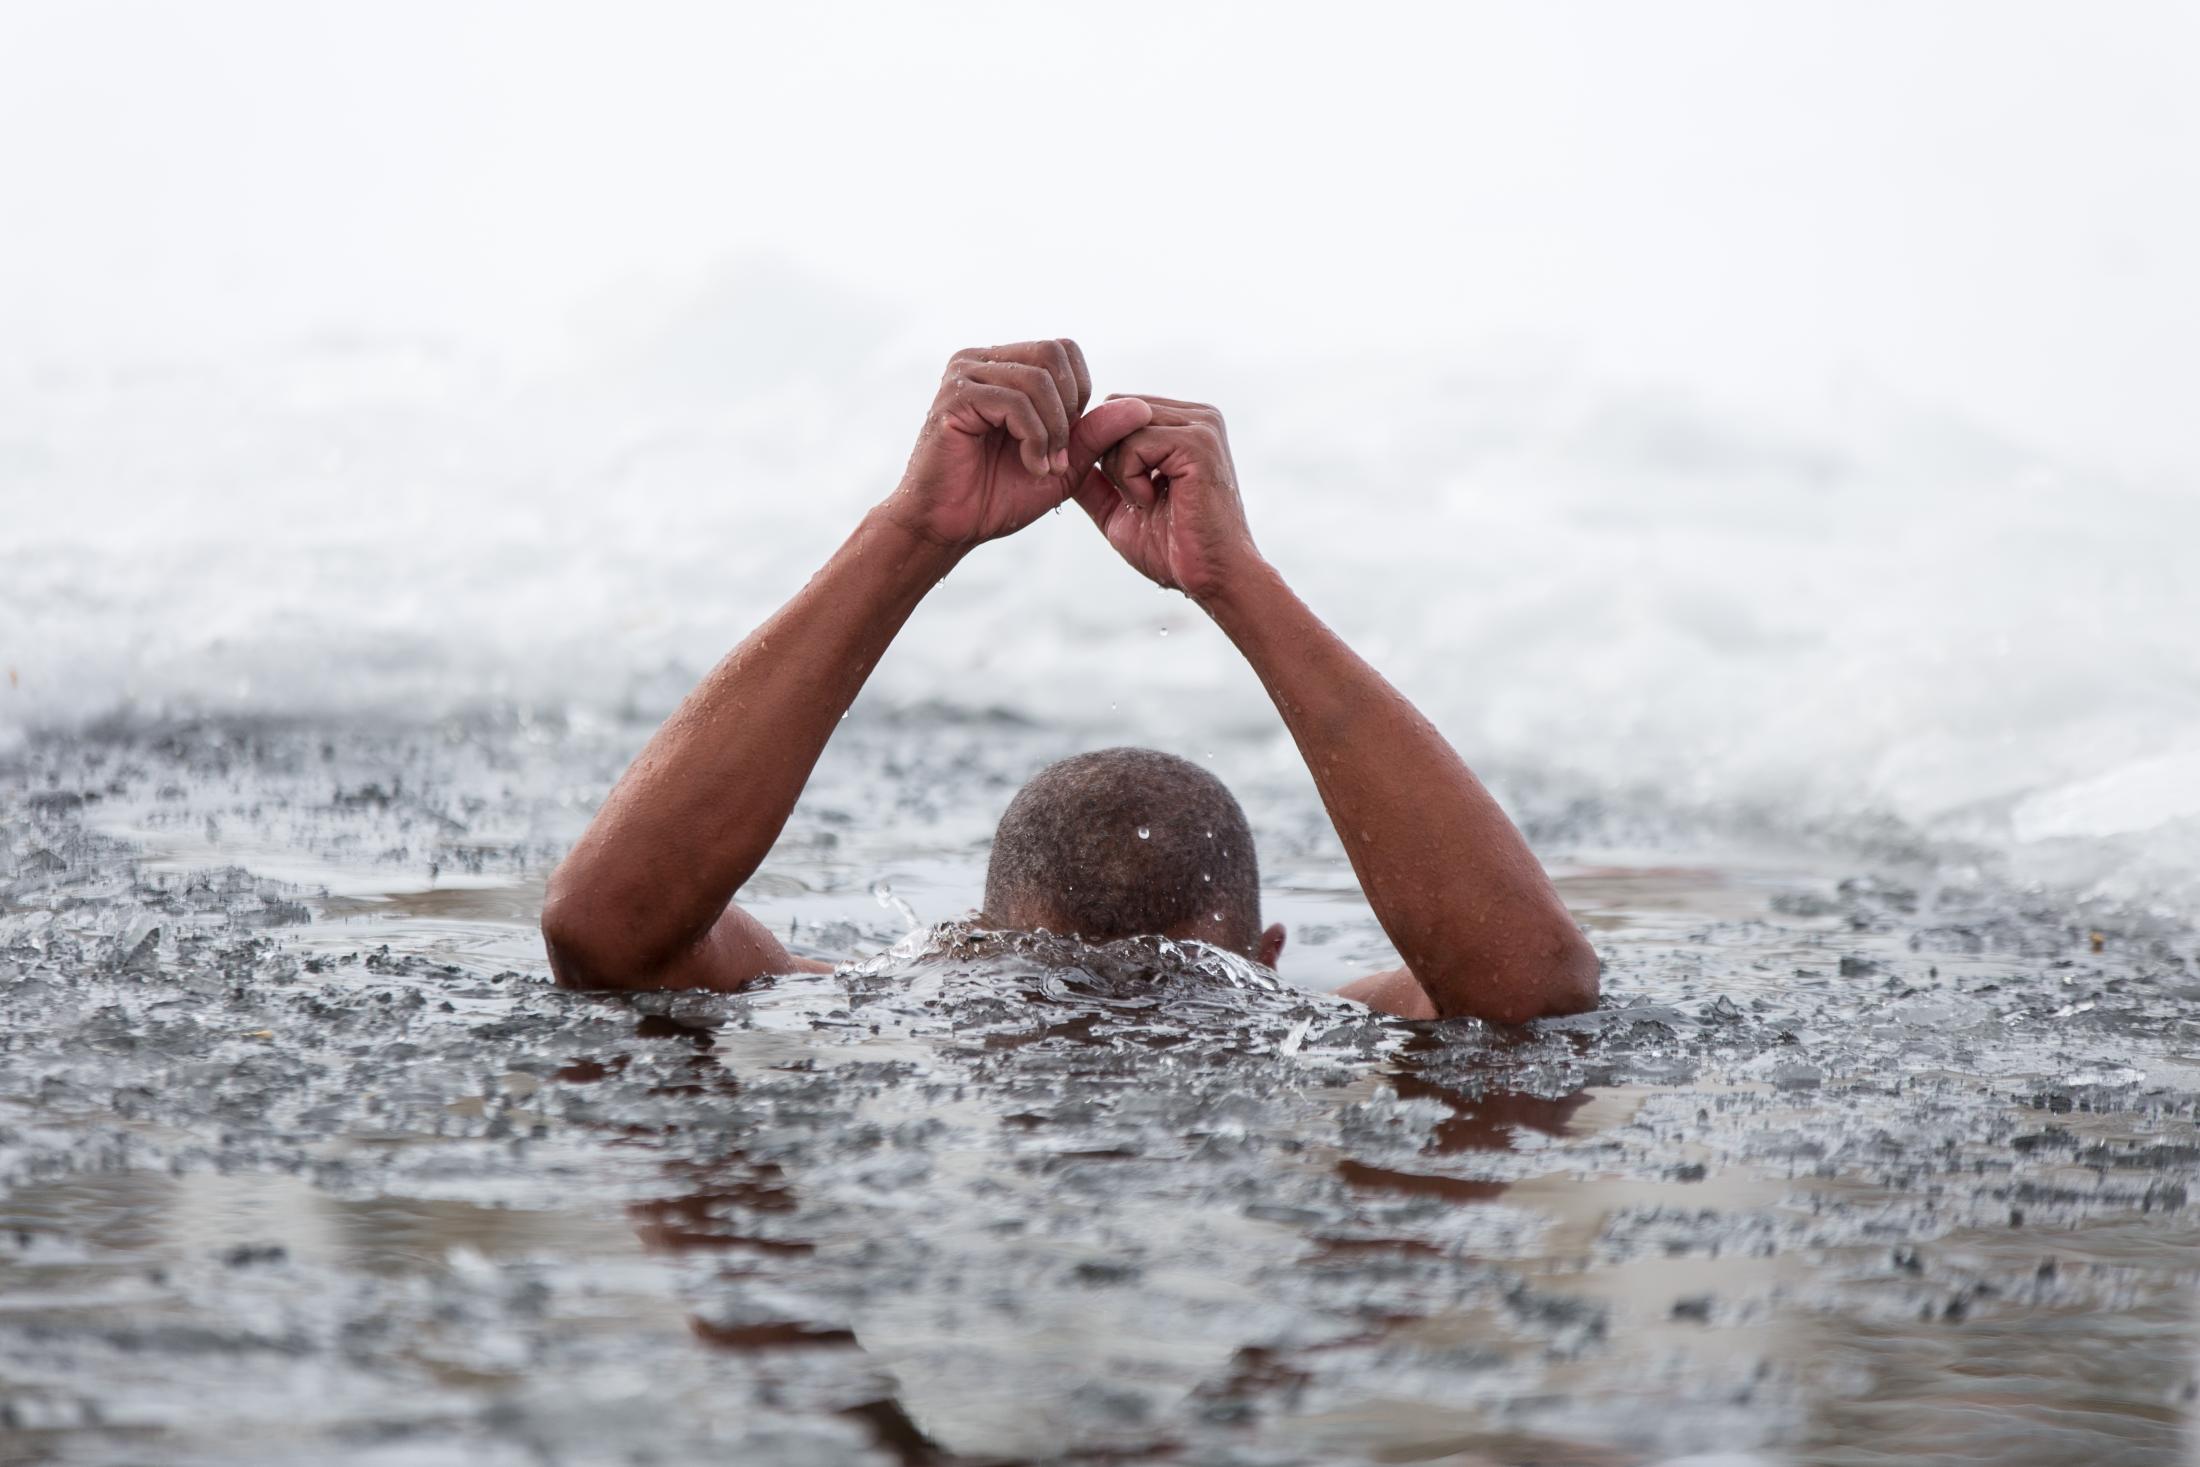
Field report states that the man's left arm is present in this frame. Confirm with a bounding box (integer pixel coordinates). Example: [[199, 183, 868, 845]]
[[1073, 395, 1598, 1024]]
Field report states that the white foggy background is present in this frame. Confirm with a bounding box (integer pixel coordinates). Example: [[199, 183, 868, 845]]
[[4, 1, 2198, 908]]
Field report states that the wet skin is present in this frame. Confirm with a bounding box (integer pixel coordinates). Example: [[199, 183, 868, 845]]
[[541, 339, 1600, 1023]]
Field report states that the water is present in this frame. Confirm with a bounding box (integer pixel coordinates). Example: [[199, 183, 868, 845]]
[[5, 711, 2200, 1464]]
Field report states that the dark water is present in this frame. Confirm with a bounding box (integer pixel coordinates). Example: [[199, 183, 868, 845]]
[[5, 713, 2199, 1465]]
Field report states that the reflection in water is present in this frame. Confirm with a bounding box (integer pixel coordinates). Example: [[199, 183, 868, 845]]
[[615, 999, 1328, 1463], [1334, 1158, 1510, 1204], [1, 1170, 639, 1279], [1392, 1072, 1594, 1155], [688, 1316, 858, 1352], [600, 973, 1760, 1464]]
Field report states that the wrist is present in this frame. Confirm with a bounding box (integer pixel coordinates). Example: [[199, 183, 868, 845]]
[[1193, 552, 1286, 630], [872, 481, 982, 558], [860, 502, 969, 585]]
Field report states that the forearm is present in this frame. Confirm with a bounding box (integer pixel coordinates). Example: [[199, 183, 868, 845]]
[[544, 507, 962, 980], [1204, 560, 1596, 1022]]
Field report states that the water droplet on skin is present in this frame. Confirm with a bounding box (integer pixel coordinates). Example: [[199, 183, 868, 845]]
[[1136, 826, 1150, 840], [1202, 872, 1211, 882], [1157, 627, 1169, 637]]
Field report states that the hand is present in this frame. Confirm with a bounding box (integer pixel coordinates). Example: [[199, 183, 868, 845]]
[[883, 340, 1154, 551], [1072, 396, 1260, 602]]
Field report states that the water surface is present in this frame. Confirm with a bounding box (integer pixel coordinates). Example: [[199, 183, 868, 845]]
[[5, 712, 2197, 1464]]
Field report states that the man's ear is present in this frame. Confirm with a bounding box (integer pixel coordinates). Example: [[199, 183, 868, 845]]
[[1257, 922, 1286, 969]]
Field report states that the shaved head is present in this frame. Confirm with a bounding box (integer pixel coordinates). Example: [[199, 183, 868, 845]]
[[982, 747, 1261, 953]]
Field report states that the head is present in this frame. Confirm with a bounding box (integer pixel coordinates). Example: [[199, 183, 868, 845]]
[[982, 747, 1286, 968]]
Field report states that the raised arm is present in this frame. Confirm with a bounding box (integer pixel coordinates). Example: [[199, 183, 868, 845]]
[[1072, 396, 1598, 1023], [542, 340, 1152, 992]]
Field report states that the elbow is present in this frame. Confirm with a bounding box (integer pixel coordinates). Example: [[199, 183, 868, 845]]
[[1541, 925, 1602, 1019], [540, 868, 629, 991], [540, 889, 599, 990], [1498, 921, 1599, 1022], [1428, 923, 1601, 1026]]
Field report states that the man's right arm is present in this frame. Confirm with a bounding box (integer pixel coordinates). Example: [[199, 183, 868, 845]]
[[541, 340, 1152, 993], [541, 505, 966, 991]]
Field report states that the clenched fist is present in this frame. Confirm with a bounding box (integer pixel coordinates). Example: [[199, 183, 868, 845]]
[[882, 340, 1153, 551], [1073, 396, 1261, 603]]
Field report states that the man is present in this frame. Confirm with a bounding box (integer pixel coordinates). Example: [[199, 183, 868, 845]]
[[541, 340, 1598, 1022]]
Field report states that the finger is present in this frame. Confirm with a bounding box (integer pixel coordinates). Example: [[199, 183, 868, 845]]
[[1100, 433, 1166, 510], [979, 342, 1081, 470], [1102, 395, 1220, 432], [961, 360, 1068, 467], [1026, 339, 1082, 434], [1102, 426, 1203, 510], [1058, 339, 1092, 417], [1105, 393, 1217, 415], [1099, 442, 1153, 510], [1065, 397, 1152, 472], [949, 380, 1052, 476], [1070, 465, 1120, 531]]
